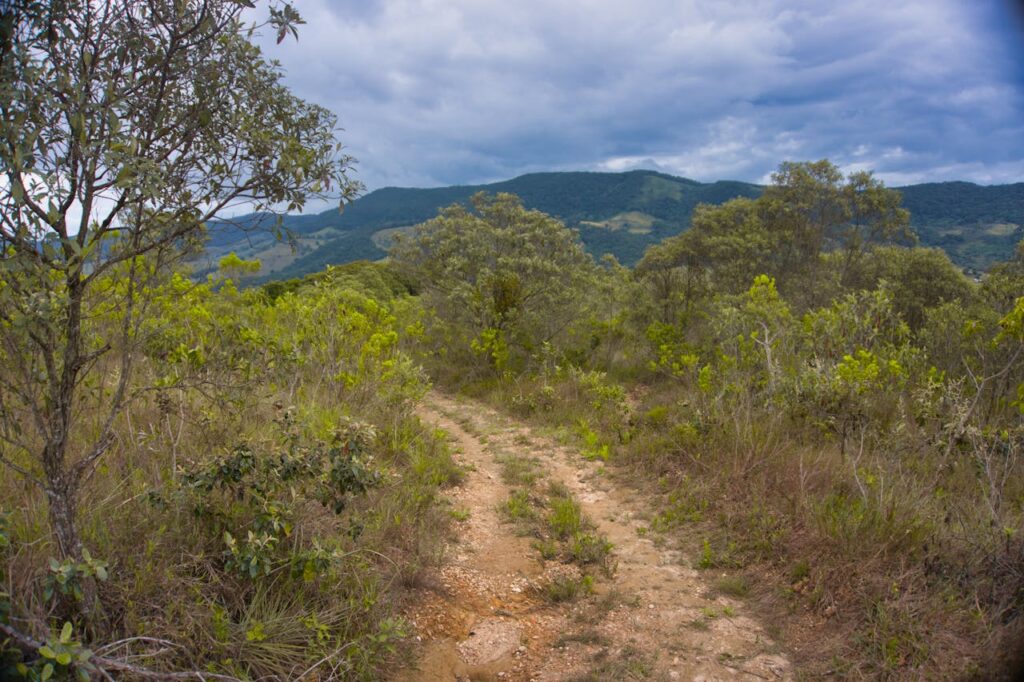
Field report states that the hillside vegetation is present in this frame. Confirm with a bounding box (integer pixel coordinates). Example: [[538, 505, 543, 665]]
[[199, 171, 1024, 281], [384, 163, 1024, 678], [1, 260, 464, 679], [4, 151, 1023, 678], [1, 1, 1022, 677]]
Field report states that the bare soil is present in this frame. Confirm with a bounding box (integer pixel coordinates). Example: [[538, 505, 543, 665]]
[[393, 392, 792, 681]]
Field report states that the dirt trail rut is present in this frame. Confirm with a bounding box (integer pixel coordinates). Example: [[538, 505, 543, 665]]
[[394, 392, 791, 681]]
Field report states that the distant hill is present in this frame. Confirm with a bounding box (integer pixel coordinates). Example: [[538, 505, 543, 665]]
[[197, 170, 1023, 281], [896, 181, 1024, 272]]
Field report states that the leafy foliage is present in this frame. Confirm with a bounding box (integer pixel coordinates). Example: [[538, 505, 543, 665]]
[[0, 0, 362, 632], [44, 550, 108, 604], [430, 173, 1024, 677], [21, 623, 92, 682], [1, 244, 455, 678], [390, 192, 597, 377], [174, 412, 381, 579]]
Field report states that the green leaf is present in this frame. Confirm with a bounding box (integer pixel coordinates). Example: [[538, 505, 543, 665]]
[[56, 652, 72, 666], [60, 621, 73, 643], [38, 645, 57, 659], [114, 166, 136, 188], [41, 663, 54, 681]]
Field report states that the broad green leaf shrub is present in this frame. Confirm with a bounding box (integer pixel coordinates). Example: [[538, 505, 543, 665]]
[[154, 411, 381, 581], [44, 550, 109, 603], [17, 622, 92, 682]]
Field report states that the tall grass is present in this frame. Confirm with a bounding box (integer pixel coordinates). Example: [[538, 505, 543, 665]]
[[468, 360, 1023, 679], [0, 266, 459, 679]]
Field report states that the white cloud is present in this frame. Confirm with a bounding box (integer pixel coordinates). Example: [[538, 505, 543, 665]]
[[251, 0, 1024, 197]]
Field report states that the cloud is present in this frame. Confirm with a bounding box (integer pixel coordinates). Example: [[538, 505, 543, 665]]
[[253, 0, 1024, 199]]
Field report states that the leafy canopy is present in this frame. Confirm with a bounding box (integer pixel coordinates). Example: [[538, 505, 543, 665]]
[[0, 0, 359, 572], [637, 160, 912, 303], [390, 192, 596, 371]]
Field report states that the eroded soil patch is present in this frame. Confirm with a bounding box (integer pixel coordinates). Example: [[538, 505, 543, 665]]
[[394, 393, 791, 681]]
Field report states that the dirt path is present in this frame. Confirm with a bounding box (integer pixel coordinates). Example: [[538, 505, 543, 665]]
[[394, 392, 791, 681]]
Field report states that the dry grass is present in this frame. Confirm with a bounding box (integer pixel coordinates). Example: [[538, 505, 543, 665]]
[[0, 286, 459, 680], [471, 372, 1024, 680]]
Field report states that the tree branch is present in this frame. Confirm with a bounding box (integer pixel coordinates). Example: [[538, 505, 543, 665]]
[[0, 620, 242, 681]]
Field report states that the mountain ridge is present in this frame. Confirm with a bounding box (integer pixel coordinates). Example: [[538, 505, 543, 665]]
[[198, 170, 1024, 282]]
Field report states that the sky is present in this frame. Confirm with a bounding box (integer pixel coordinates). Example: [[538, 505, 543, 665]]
[[254, 0, 1024, 196]]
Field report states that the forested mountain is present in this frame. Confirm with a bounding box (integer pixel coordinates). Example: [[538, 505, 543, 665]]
[[899, 181, 1024, 271], [199, 170, 1023, 281]]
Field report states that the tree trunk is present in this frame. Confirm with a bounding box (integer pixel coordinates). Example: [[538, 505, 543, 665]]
[[40, 277, 98, 618], [45, 475, 82, 561], [45, 475, 99, 621]]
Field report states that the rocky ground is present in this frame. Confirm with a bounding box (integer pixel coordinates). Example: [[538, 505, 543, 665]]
[[393, 392, 791, 681]]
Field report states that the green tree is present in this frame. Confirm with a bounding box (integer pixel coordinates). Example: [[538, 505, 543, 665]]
[[0, 0, 358, 605], [673, 197, 777, 296], [835, 170, 914, 283], [982, 238, 1024, 315], [633, 230, 707, 324], [739, 275, 793, 392], [642, 160, 912, 309], [389, 192, 595, 373], [761, 159, 848, 272], [838, 246, 974, 331], [761, 161, 912, 287]]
